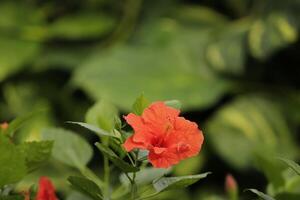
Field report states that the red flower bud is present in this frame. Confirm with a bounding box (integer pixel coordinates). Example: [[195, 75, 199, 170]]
[[225, 174, 237, 191], [225, 174, 238, 200], [36, 177, 58, 200]]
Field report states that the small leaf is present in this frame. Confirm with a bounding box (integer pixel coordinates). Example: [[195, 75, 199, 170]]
[[153, 172, 211, 193], [95, 143, 139, 173], [0, 134, 26, 187], [132, 94, 150, 115], [278, 157, 300, 176], [246, 189, 275, 200], [42, 128, 93, 169], [18, 141, 53, 172], [68, 176, 103, 200], [67, 121, 119, 139], [164, 100, 182, 110]]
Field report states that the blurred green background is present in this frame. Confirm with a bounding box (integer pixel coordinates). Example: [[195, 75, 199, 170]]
[[0, 0, 299, 199]]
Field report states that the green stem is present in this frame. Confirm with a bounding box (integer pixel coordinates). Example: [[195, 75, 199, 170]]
[[130, 150, 139, 200], [104, 155, 110, 199], [131, 172, 137, 200]]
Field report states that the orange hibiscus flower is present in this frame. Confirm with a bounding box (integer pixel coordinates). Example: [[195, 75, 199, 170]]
[[36, 177, 58, 200], [123, 101, 204, 168]]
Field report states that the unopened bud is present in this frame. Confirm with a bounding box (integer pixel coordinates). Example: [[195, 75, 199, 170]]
[[225, 174, 238, 200]]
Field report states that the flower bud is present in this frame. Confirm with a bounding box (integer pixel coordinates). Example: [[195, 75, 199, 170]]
[[225, 174, 238, 200], [36, 176, 58, 200]]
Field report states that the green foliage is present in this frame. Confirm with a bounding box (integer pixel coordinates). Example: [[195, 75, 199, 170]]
[[249, 13, 298, 59], [3, 111, 42, 137], [206, 95, 298, 169], [85, 100, 119, 132], [254, 154, 285, 190], [120, 168, 172, 187], [0, 37, 39, 81], [173, 156, 204, 176], [0, 0, 299, 199], [0, 134, 26, 188], [164, 100, 182, 110], [132, 94, 150, 115], [153, 173, 211, 193], [95, 142, 139, 173], [246, 189, 275, 200], [68, 176, 103, 200], [18, 141, 53, 172], [42, 128, 93, 169], [278, 158, 300, 176], [67, 122, 119, 139], [47, 13, 116, 40], [0, 195, 25, 200]]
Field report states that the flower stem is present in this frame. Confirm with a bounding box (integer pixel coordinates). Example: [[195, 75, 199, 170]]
[[130, 151, 139, 200], [104, 156, 110, 199], [131, 172, 137, 200]]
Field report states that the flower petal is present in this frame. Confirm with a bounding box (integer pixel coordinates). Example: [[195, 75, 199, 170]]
[[148, 149, 179, 168], [167, 117, 204, 160], [142, 102, 179, 135], [123, 135, 147, 152]]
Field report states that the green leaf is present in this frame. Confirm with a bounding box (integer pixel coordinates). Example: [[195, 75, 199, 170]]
[[246, 189, 275, 200], [254, 154, 285, 190], [175, 5, 229, 26], [66, 191, 93, 200], [85, 100, 119, 132], [206, 95, 298, 169], [17, 141, 53, 172], [33, 45, 92, 71], [67, 122, 119, 139], [153, 172, 211, 193], [4, 110, 42, 137], [48, 13, 116, 39], [95, 143, 139, 173], [42, 128, 93, 169], [0, 195, 25, 200], [120, 168, 171, 186], [278, 158, 300, 176], [68, 176, 103, 200], [248, 12, 298, 59], [0, 37, 40, 81], [205, 23, 248, 75], [132, 94, 150, 115], [164, 100, 182, 110], [73, 19, 230, 111], [173, 155, 204, 176], [275, 193, 300, 200], [0, 134, 26, 187]]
